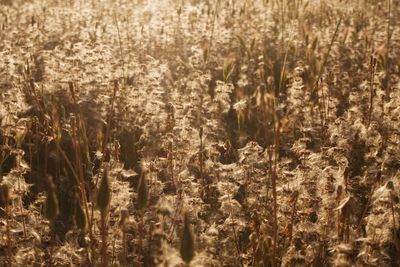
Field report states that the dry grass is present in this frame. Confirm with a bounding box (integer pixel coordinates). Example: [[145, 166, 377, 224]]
[[0, 0, 399, 266]]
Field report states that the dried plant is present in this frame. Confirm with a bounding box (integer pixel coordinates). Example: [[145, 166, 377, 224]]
[[0, 0, 399, 266], [97, 167, 111, 267], [180, 212, 195, 265]]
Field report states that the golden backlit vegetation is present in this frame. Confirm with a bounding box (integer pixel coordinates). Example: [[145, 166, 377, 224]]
[[0, 0, 399, 266]]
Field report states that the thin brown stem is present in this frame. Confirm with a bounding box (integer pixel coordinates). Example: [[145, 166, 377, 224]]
[[100, 212, 108, 267], [138, 212, 144, 263], [288, 192, 298, 244], [385, 0, 391, 92], [205, 0, 220, 64], [313, 15, 342, 111], [6, 199, 12, 267], [168, 141, 176, 190], [199, 127, 204, 190], [113, 14, 126, 82], [367, 56, 377, 128]]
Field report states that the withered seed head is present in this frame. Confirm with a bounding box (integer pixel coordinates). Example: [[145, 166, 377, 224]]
[[75, 200, 87, 232], [45, 190, 59, 222], [97, 167, 111, 215], [137, 173, 148, 212], [119, 208, 129, 230], [199, 127, 203, 140], [44, 176, 59, 222], [180, 211, 195, 264], [0, 184, 10, 208]]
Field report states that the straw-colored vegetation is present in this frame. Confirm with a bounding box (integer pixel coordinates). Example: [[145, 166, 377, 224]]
[[0, 0, 399, 266]]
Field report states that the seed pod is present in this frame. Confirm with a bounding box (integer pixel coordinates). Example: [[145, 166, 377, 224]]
[[97, 168, 111, 215], [180, 212, 195, 264], [0, 183, 10, 208], [75, 200, 87, 232], [45, 190, 59, 222], [136, 173, 148, 211]]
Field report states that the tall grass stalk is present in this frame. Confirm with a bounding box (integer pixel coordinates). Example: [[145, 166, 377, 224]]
[[3, 184, 12, 267], [367, 56, 377, 128], [272, 119, 280, 266], [385, 0, 391, 93], [113, 13, 126, 83], [204, 0, 221, 64], [97, 168, 111, 267], [68, 83, 95, 265], [313, 15, 342, 125], [89, 81, 118, 264]]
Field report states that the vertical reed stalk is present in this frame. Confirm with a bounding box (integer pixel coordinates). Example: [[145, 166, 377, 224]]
[[385, 0, 391, 92], [100, 212, 108, 267], [5, 187, 12, 267], [271, 120, 280, 266], [367, 56, 377, 128]]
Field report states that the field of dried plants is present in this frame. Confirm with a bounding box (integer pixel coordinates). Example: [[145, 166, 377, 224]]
[[1, 0, 400, 266]]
